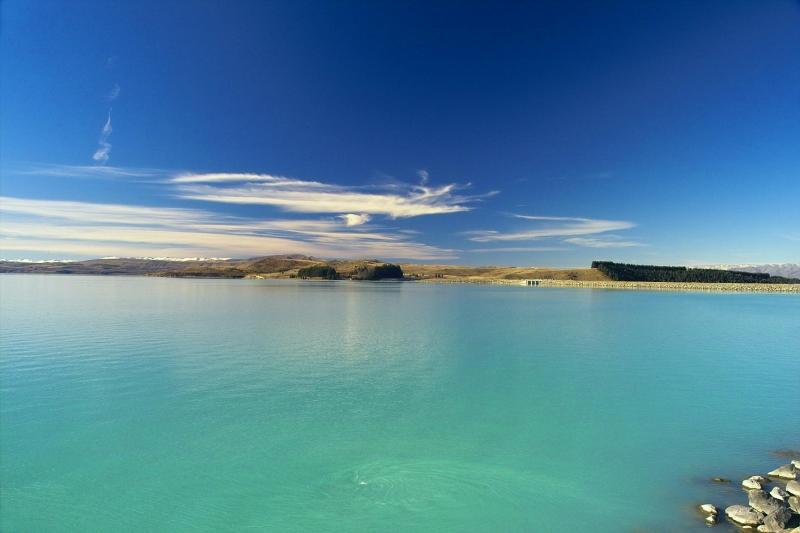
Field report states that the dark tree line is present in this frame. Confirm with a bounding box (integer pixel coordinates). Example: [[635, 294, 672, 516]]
[[349, 263, 404, 280], [591, 261, 799, 284], [296, 263, 404, 280], [297, 265, 339, 279]]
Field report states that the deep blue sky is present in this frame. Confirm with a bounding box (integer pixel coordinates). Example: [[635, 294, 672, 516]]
[[2, 0, 799, 264]]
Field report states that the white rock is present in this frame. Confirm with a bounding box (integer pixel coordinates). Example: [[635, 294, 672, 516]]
[[761, 507, 794, 532], [787, 479, 800, 497], [749, 490, 785, 515], [792, 460, 800, 469], [705, 514, 716, 524], [744, 476, 766, 490], [725, 505, 764, 526], [771, 486, 790, 501], [700, 503, 718, 515], [768, 464, 798, 480]]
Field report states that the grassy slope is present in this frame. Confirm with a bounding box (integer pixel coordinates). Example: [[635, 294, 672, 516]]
[[0, 259, 210, 275], [0, 256, 608, 281], [400, 263, 609, 281], [239, 258, 609, 282]]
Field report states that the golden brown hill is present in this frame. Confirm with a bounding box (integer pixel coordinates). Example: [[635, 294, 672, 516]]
[[1, 255, 609, 282], [399, 263, 609, 282]]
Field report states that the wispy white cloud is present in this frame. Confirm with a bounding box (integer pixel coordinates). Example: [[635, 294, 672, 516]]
[[0, 196, 456, 260], [92, 110, 113, 164], [172, 172, 495, 218], [468, 246, 567, 253], [0, 196, 210, 227], [564, 236, 643, 248], [171, 172, 319, 186], [107, 83, 120, 101], [467, 215, 635, 242], [17, 163, 163, 180]]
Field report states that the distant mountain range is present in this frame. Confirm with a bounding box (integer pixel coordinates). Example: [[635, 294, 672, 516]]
[[703, 263, 800, 280]]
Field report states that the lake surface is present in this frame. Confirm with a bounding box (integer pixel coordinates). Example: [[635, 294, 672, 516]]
[[1, 275, 798, 532]]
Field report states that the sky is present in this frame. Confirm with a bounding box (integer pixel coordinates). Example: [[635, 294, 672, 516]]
[[1, 0, 799, 266]]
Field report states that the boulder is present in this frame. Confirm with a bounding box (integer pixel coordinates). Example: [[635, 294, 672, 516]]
[[793, 460, 800, 470], [700, 503, 718, 515], [706, 514, 716, 525], [769, 464, 798, 480], [772, 486, 791, 501], [787, 480, 800, 497], [749, 490, 786, 515], [788, 496, 800, 513], [745, 476, 768, 490], [726, 505, 764, 526], [762, 507, 794, 532]]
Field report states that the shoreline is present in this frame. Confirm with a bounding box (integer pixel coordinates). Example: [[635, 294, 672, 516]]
[[2, 271, 800, 292], [416, 277, 800, 293], [696, 454, 799, 529]]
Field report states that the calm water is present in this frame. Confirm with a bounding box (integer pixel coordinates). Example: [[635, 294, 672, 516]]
[[1, 275, 798, 532]]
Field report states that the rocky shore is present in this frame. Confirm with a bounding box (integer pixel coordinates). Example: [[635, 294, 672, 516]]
[[420, 278, 800, 293], [530, 280, 800, 292], [698, 459, 800, 531]]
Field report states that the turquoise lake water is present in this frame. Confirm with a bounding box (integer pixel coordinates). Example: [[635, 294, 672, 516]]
[[1, 275, 798, 532]]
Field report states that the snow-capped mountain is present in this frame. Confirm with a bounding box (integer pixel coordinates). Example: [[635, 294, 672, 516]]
[[703, 263, 800, 279]]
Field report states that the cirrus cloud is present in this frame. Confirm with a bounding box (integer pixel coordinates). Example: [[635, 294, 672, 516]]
[[92, 111, 113, 164], [17, 163, 164, 180], [0, 196, 457, 260], [172, 172, 495, 219], [564, 236, 643, 248], [466, 215, 635, 242]]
